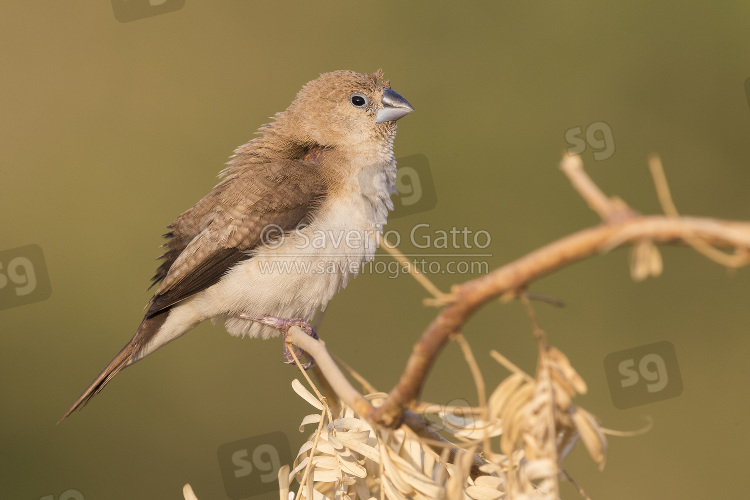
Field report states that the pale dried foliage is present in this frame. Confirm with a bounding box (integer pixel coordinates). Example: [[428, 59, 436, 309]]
[[183, 325, 606, 500], [275, 331, 605, 500]]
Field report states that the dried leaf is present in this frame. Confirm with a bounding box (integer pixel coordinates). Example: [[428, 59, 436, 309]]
[[299, 413, 322, 431], [182, 484, 199, 500], [571, 407, 607, 469], [292, 379, 324, 410], [278, 465, 290, 500]]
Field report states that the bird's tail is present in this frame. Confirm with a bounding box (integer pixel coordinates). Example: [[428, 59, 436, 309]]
[[59, 342, 135, 422], [59, 312, 169, 422]]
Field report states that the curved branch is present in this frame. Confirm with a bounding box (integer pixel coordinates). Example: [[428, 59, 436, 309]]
[[368, 214, 750, 426], [286, 326, 373, 417]]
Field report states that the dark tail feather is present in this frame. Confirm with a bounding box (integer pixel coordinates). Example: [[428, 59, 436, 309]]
[[58, 342, 136, 422], [59, 311, 170, 422]]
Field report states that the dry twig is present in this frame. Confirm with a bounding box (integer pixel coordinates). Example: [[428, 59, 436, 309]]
[[366, 155, 750, 427]]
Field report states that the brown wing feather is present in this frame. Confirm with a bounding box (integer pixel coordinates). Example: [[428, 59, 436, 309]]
[[145, 159, 327, 317]]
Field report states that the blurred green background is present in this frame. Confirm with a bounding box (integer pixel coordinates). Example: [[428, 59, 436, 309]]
[[2, 1, 749, 499]]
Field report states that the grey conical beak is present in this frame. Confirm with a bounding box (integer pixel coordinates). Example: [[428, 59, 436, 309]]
[[375, 88, 414, 123]]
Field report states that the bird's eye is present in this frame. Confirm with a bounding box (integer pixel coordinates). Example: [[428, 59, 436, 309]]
[[349, 93, 368, 108]]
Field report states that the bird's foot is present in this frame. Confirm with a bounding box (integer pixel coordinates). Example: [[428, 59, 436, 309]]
[[243, 315, 318, 369]]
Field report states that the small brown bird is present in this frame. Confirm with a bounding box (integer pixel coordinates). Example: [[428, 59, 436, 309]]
[[62, 70, 413, 419]]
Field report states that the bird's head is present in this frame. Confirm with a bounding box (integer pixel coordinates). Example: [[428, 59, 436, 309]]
[[277, 69, 414, 150]]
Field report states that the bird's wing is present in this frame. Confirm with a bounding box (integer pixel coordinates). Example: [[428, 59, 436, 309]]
[[145, 160, 327, 317]]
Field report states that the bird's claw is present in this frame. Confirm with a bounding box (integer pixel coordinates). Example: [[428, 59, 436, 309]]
[[249, 316, 318, 369]]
